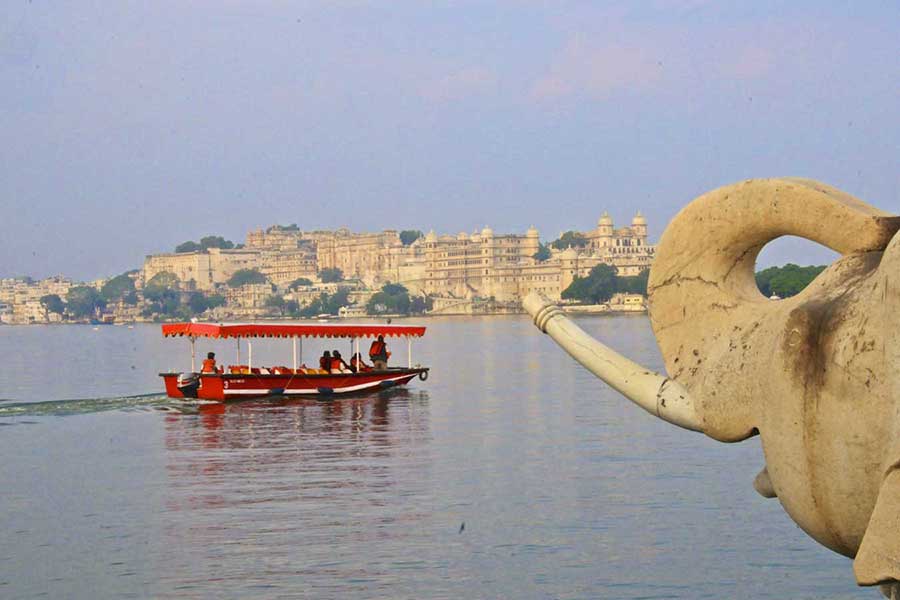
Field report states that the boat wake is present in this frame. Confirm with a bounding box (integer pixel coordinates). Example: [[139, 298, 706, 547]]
[[0, 392, 193, 418]]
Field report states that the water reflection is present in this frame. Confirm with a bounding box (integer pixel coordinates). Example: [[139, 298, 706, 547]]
[[157, 391, 439, 596]]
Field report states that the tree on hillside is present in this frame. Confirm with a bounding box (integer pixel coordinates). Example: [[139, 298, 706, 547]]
[[617, 268, 649, 295], [399, 230, 424, 246], [264, 294, 286, 316], [756, 264, 826, 298], [206, 294, 226, 309], [144, 272, 180, 298], [299, 287, 351, 317], [319, 267, 343, 283], [186, 292, 225, 315], [288, 277, 313, 290], [40, 294, 65, 315], [175, 241, 201, 253], [175, 236, 236, 253], [199, 235, 235, 250], [550, 231, 588, 250], [101, 273, 137, 304], [561, 264, 618, 304], [366, 283, 431, 316], [143, 272, 181, 315], [532, 243, 551, 262], [66, 286, 106, 318], [227, 269, 267, 288]]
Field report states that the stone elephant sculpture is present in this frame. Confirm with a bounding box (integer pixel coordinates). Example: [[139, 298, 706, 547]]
[[524, 178, 900, 597]]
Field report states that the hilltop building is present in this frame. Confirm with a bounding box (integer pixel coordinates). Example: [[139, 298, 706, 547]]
[[142, 248, 260, 291], [138, 211, 654, 310]]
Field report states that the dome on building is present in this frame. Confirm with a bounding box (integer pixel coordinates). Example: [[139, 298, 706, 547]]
[[526, 225, 539, 238], [481, 226, 494, 237], [457, 232, 469, 241], [632, 211, 646, 226], [598, 212, 613, 227], [560, 247, 578, 260], [425, 230, 438, 243]]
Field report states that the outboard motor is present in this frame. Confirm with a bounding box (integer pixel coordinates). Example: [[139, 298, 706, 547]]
[[176, 372, 200, 398]]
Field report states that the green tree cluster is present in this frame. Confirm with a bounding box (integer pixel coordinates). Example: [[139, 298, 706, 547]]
[[366, 283, 431, 315], [264, 294, 287, 316], [142, 272, 225, 319], [617, 269, 649, 295], [175, 235, 236, 253], [399, 230, 424, 246], [227, 269, 268, 288], [299, 288, 351, 317], [319, 267, 344, 283], [40, 294, 65, 315], [562, 266, 649, 304], [66, 286, 106, 318], [101, 273, 138, 305], [269, 224, 299, 232], [187, 292, 225, 314], [143, 272, 181, 316], [550, 231, 588, 250], [288, 277, 313, 290], [756, 264, 826, 298], [532, 242, 551, 262]]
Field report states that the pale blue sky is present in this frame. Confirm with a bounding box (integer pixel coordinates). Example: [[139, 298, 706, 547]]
[[1, 1, 897, 280]]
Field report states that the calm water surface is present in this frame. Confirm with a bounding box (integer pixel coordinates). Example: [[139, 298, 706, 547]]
[[0, 317, 870, 599]]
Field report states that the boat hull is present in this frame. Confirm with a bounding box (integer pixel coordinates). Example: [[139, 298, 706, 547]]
[[160, 368, 428, 401]]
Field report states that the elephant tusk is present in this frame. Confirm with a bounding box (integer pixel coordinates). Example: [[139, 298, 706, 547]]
[[754, 467, 777, 499], [523, 292, 702, 433]]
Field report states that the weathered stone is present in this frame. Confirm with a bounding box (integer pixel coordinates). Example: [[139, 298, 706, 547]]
[[524, 178, 900, 592]]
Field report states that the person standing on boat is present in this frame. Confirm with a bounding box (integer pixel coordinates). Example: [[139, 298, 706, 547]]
[[201, 352, 219, 374], [369, 335, 389, 370]]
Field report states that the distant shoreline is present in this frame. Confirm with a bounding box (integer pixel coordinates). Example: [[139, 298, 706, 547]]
[[0, 305, 648, 326]]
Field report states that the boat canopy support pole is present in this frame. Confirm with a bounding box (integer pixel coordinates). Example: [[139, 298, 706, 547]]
[[408, 336, 412, 368], [190, 336, 196, 372], [292, 338, 297, 370], [237, 338, 241, 365], [299, 338, 302, 367], [248, 342, 253, 371]]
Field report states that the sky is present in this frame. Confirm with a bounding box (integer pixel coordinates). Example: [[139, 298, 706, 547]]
[[1, 0, 897, 281]]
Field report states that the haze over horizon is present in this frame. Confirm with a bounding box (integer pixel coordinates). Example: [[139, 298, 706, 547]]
[[2, 1, 897, 281]]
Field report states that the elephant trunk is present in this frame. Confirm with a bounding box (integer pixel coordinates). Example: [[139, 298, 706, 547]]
[[524, 292, 701, 432]]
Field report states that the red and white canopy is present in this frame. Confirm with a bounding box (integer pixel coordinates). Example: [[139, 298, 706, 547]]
[[161, 322, 426, 339]]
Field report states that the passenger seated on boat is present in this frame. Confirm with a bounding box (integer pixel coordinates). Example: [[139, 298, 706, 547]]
[[258, 367, 270, 375], [201, 352, 222, 374], [319, 351, 332, 371], [330, 350, 351, 373], [350, 352, 372, 373]]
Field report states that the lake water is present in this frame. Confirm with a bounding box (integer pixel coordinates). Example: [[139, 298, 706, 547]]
[[0, 316, 871, 599]]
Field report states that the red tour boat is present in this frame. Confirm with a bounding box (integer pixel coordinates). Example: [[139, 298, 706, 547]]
[[159, 322, 430, 401]]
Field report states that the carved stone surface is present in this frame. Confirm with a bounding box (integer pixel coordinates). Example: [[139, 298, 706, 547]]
[[524, 178, 900, 595]]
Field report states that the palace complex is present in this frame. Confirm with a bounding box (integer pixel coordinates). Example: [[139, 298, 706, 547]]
[[3, 213, 654, 324], [141, 213, 655, 304]]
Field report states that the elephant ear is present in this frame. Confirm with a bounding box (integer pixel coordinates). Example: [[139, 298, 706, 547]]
[[648, 178, 900, 441]]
